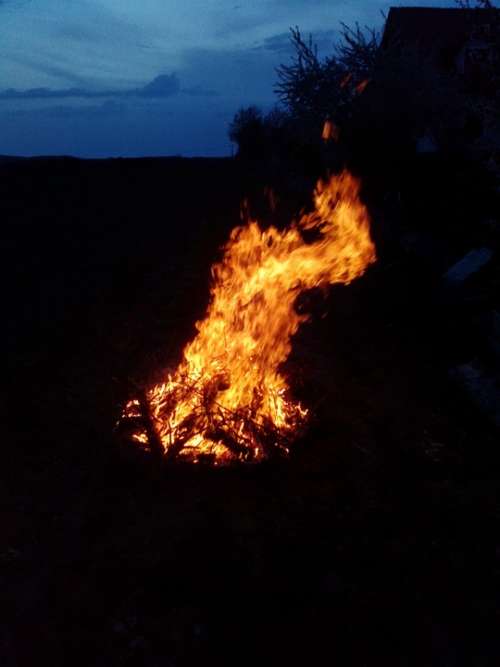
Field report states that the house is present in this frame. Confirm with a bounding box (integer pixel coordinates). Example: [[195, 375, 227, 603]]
[[382, 7, 499, 94], [381, 7, 500, 157]]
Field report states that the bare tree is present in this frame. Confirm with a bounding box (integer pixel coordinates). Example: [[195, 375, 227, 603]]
[[334, 22, 380, 80], [274, 24, 380, 128], [274, 27, 343, 124]]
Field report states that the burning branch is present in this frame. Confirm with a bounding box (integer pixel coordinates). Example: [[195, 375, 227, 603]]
[[118, 170, 376, 465]]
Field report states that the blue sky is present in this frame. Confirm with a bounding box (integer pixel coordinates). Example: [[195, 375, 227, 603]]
[[0, 0, 455, 157]]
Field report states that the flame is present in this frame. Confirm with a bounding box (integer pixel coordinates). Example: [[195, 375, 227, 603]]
[[121, 170, 376, 464], [355, 79, 370, 95], [322, 119, 340, 142], [340, 73, 353, 89]]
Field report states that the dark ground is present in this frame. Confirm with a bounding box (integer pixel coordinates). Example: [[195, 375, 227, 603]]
[[1, 155, 499, 666]]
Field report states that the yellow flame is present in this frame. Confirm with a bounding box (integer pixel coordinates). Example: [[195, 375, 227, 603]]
[[122, 170, 376, 464]]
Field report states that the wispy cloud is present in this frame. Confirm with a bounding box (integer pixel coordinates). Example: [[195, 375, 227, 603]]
[[1, 99, 129, 119], [0, 73, 198, 100], [259, 29, 338, 57], [3, 52, 98, 88]]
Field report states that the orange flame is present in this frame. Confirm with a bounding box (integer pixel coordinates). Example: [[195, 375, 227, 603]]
[[121, 170, 376, 464], [355, 79, 370, 95], [340, 72, 353, 89], [322, 119, 340, 142]]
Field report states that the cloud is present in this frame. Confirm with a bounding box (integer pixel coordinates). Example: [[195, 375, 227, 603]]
[[2, 99, 129, 119], [57, 23, 107, 44], [259, 32, 293, 54], [135, 73, 180, 97], [0, 73, 184, 100], [259, 28, 337, 57], [0, 87, 92, 100], [0, 0, 35, 11], [181, 85, 219, 97], [180, 45, 279, 105], [2, 50, 99, 89], [51, 99, 128, 118]]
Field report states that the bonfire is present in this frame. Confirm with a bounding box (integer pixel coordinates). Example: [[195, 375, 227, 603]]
[[118, 170, 376, 464]]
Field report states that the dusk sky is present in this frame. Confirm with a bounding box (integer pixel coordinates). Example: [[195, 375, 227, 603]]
[[1, 0, 455, 158]]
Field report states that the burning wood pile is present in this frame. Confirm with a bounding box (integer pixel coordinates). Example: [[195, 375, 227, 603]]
[[117, 170, 376, 464]]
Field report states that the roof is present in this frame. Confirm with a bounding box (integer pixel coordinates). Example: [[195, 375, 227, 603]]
[[381, 7, 499, 69]]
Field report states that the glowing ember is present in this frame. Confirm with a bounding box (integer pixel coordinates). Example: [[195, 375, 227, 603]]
[[120, 170, 376, 464]]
